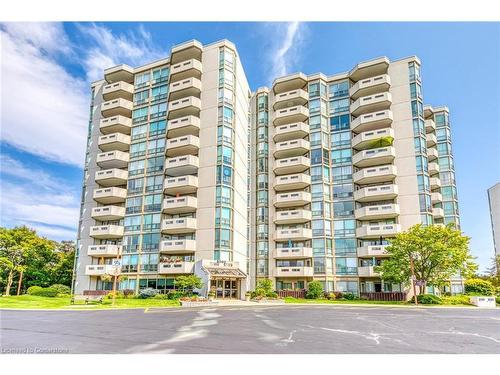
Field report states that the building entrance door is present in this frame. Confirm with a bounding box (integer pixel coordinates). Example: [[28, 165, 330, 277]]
[[211, 278, 238, 299]]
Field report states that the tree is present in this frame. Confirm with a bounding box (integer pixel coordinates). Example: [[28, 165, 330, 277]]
[[376, 224, 477, 294], [0, 227, 33, 295], [174, 275, 203, 294], [306, 280, 323, 299]]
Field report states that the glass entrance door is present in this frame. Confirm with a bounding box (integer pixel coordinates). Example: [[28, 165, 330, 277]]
[[210, 279, 238, 299]]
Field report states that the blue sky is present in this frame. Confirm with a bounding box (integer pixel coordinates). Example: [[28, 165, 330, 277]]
[[1, 22, 499, 271]]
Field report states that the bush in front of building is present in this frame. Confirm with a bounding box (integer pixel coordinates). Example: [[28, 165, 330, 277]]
[[27, 286, 43, 295], [464, 279, 495, 296], [138, 288, 158, 299], [166, 290, 185, 300], [27, 287, 59, 298], [342, 292, 359, 300], [409, 294, 442, 304], [250, 279, 279, 299], [50, 284, 71, 295], [305, 281, 323, 299], [122, 289, 135, 298], [441, 295, 472, 305]]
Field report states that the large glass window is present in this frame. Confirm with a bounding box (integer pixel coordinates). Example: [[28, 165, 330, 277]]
[[329, 81, 349, 98], [329, 98, 350, 114], [330, 114, 350, 131]]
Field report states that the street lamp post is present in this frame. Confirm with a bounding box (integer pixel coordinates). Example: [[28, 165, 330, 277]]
[[410, 254, 418, 306]]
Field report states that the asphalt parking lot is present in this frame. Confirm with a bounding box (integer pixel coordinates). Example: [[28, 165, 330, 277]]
[[1, 305, 499, 354]]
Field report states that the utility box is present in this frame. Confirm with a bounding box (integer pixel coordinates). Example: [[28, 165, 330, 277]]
[[469, 296, 496, 308]]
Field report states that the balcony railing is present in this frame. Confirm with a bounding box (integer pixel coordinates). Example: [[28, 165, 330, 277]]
[[350, 92, 392, 117], [273, 122, 309, 142], [98, 133, 131, 152], [273, 156, 310, 175], [167, 115, 201, 138], [274, 139, 310, 159], [163, 175, 198, 195], [354, 184, 398, 202], [349, 74, 391, 100], [350, 110, 393, 133], [274, 173, 311, 192], [274, 191, 311, 208], [93, 187, 127, 204]]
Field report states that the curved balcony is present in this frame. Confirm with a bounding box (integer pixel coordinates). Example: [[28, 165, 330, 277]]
[[358, 266, 379, 278], [94, 169, 128, 187], [349, 74, 391, 100], [433, 207, 445, 219], [163, 175, 198, 195], [354, 204, 400, 220], [165, 135, 200, 157], [169, 59, 203, 83], [87, 245, 122, 258], [89, 225, 124, 239], [354, 184, 398, 203], [273, 156, 310, 175], [98, 133, 131, 152], [273, 73, 308, 95], [164, 155, 199, 177], [99, 115, 132, 135], [160, 239, 196, 254], [85, 264, 121, 276], [275, 227, 312, 241], [273, 89, 309, 110], [425, 119, 436, 133], [426, 133, 437, 147], [356, 223, 401, 239], [93, 187, 127, 204], [357, 245, 389, 258], [168, 96, 201, 120], [158, 261, 195, 274], [274, 173, 311, 192], [273, 122, 309, 142], [96, 150, 129, 169], [352, 128, 394, 151], [273, 105, 309, 126], [349, 57, 389, 82], [427, 148, 439, 161], [91, 205, 126, 221], [273, 139, 310, 159], [429, 162, 440, 176], [430, 177, 441, 190], [170, 40, 203, 64], [351, 110, 393, 134], [167, 115, 200, 138], [102, 81, 134, 101], [274, 266, 313, 278], [431, 192, 443, 203], [101, 98, 133, 118], [274, 191, 311, 208], [274, 247, 313, 259], [161, 218, 197, 234], [162, 196, 197, 214], [104, 64, 134, 84], [274, 209, 312, 224], [169, 77, 202, 101], [350, 92, 392, 117], [353, 165, 397, 185], [352, 146, 395, 168]]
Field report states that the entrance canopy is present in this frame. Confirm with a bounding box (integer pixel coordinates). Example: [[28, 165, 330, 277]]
[[205, 267, 246, 278]]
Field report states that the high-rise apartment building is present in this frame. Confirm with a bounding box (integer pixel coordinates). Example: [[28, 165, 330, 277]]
[[74, 39, 462, 299], [488, 183, 500, 257]]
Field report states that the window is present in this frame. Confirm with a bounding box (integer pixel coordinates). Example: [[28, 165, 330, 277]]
[[309, 99, 321, 113], [132, 107, 148, 124], [410, 82, 422, 99], [150, 103, 167, 119], [334, 219, 355, 236], [152, 67, 169, 83], [218, 106, 233, 125], [329, 98, 350, 114], [335, 257, 357, 275], [122, 254, 138, 273], [331, 148, 352, 164], [129, 160, 145, 176], [335, 238, 356, 255], [217, 145, 233, 165], [127, 177, 144, 195], [122, 235, 140, 253], [215, 229, 231, 249], [314, 257, 325, 273], [333, 201, 354, 217], [257, 95, 268, 110], [217, 165, 233, 185], [126, 196, 142, 214], [134, 90, 149, 105], [134, 72, 150, 88], [143, 194, 162, 212], [145, 175, 163, 192], [140, 253, 159, 272], [130, 141, 147, 158], [143, 213, 161, 231], [332, 165, 352, 182], [124, 215, 141, 232], [217, 125, 233, 143], [147, 138, 165, 155], [146, 156, 164, 173], [330, 114, 350, 131], [329, 81, 349, 98], [131, 124, 147, 141], [149, 120, 166, 137], [142, 232, 160, 252], [331, 131, 351, 148], [151, 85, 168, 101], [215, 207, 232, 227], [333, 183, 353, 199], [216, 186, 232, 205]]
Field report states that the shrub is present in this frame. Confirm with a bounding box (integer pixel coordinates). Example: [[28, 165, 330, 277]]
[[153, 293, 168, 300], [441, 295, 471, 305], [496, 296, 500, 305], [250, 288, 266, 299], [122, 289, 135, 298], [166, 290, 185, 300], [342, 293, 358, 300], [138, 288, 158, 299], [306, 280, 323, 299], [31, 287, 59, 298], [256, 279, 274, 294], [27, 286, 43, 295], [334, 291, 343, 299], [464, 279, 495, 296], [409, 294, 442, 304], [104, 291, 124, 300], [266, 291, 278, 299], [50, 284, 71, 295], [326, 293, 336, 300], [57, 293, 71, 298]]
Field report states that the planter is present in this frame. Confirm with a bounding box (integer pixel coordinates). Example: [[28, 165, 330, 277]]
[[469, 296, 496, 308], [245, 295, 251, 301]]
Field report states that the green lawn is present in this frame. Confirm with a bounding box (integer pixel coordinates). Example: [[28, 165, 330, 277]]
[[283, 297, 406, 305], [0, 295, 180, 309]]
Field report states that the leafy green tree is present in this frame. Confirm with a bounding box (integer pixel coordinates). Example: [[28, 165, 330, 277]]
[[174, 275, 203, 294], [464, 278, 495, 296], [376, 224, 477, 294], [306, 280, 323, 299]]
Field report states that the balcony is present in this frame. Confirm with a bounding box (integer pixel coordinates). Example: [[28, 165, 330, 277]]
[[273, 89, 309, 110], [349, 57, 389, 82], [349, 74, 391, 100], [350, 110, 393, 133], [100, 98, 133, 118], [158, 261, 195, 274], [273, 156, 310, 175], [430, 177, 441, 190], [93, 187, 127, 204], [91, 205, 126, 221], [167, 115, 200, 138], [354, 204, 400, 220], [358, 266, 379, 278], [274, 173, 311, 192], [273, 73, 308, 95], [354, 184, 398, 203], [357, 245, 389, 258], [352, 146, 395, 168], [429, 162, 440, 176], [425, 119, 436, 133], [94, 169, 128, 187], [273, 122, 309, 142], [352, 128, 394, 151], [168, 96, 201, 120], [165, 135, 200, 157], [163, 175, 198, 195], [89, 225, 124, 239], [96, 150, 129, 169], [274, 139, 310, 159], [162, 196, 198, 214], [170, 40, 203, 64], [275, 227, 312, 241], [274, 247, 313, 259], [274, 209, 312, 224], [169, 77, 202, 101], [274, 266, 314, 278], [431, 192, 443, 203], [85, 264, 121, 276], [356, 224, 401, 239], [273, 105, 309, 126], [169, 58, 203, 83], [159, 239, 196, 254], [433, 207, 445, 219], [99, 115, 132, 135], [98, 133, 131, 152], [161, 218, 197, 234], [164, 155, 199, 177], [102, 81, 134, 101], [104, 64, 134, 84], [350, 92, 392, 117], [87, 244, 121, 257], [353, 165, 397, 185], [427, 147, 439, 161], [426, 133, 437, 147], [274, 191, 311, 208]]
